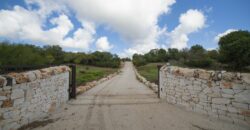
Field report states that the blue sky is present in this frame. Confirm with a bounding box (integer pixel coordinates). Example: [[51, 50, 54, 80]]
[[0, 0, 249, 57]]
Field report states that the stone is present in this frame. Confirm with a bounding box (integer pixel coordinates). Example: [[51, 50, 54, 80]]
[[14, 98, 24, 107], [212, 104, 227, 111], [11, 73, 29, 84], [212, 72, 222, 81], [202, 87, 212, 94], [3, 86, 11, 91], [33, 70, 42, 79], [198, 70, 212, 80], [227, 106, 239, 113], [221, 89, 234, 95], [221, 81, 233, 89], [48, 102, 56, 113], [234, 90, 250, 104], [23, 71, 37, 82], [0, 76, 7, 87], [180, 68, 194, 77], [232, 83, 245, 90], [40, 68, 53, 78], [222, 72, 235, 81], [11, 89, 24, 99], [241, 73, 250, 84], [212, 98, 231, 104], [207, 92, 221, 98], [1, 99, 13, 108], [0, 96, 7, 101], [232, 102, 248, 109], [221, 94, 234, 98], [240, 110, 250, 116]]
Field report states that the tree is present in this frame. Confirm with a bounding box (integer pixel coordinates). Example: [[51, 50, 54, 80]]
[[132, 54, 147, 66], [218, 30, 250, 69], [185, 45, 212, 68], [168, 48, 180, 61]]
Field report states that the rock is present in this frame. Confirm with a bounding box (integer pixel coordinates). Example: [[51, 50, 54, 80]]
[[212, 104, 227, 111], [13, 98, 24, 107], [234, 90, 250, 104], [222, 72, 235, 81], [221, 81, 233, 89], [198, 70, 211, 80], [3, 86, 11, 91], [240, 110, 250, 116], [0, 76, 7, 87], [48, 102, 56, 113], [23, 71, 37, 82], [180, 68, 194, 77], [40, 68, 53, 78], [193, 70, 199, 78], [11, 89, 24, 99], [15, 73, 29, 84], [212, 98, 231, 104], [1, 99, 13, 108], [232, 83, 246, 90], [221, 89, 234, 95], [241, 73, 250, 84], [32, 70, 42, 80], [0, 96, 7, 101], [232, 102, 248, 109], [212, 72, 222, 81]]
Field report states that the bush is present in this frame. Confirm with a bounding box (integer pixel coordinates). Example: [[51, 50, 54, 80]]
[[219, 30, 250, 70]]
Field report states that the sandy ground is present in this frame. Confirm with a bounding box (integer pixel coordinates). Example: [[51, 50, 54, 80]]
[[34, 62, 249, 130]]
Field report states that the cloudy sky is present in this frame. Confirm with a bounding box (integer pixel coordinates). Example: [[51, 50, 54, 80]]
[[0, 0, 249, 57]]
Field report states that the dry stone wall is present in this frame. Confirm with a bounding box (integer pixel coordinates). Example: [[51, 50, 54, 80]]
[[160, 65, 250, 125], [0, 66, 71, 130]]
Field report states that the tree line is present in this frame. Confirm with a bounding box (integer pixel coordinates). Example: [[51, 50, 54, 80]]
[[133, 30, 250, 71], [0, 42, 121, 68]]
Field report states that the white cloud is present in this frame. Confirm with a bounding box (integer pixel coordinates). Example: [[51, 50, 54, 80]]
[[214, 29, 237, 42], [66, 0, 175, 55], [0, 0, 176, 55], [0, 5, 95, 50], [95, 37, 113, 52], [169, 9, 206, 49]]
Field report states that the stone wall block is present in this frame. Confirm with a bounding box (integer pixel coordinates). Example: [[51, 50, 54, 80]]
[[241, 73, 250, 84], [212, 98, 231, 105], [221, 81, 233, 89], [222, 89, 234, 95], [11, 89, 24, 99], [232, 102, 248, 109], [23, 71, 37, 82], [0, 76, 7, 87], [234, 90, 250, 104]]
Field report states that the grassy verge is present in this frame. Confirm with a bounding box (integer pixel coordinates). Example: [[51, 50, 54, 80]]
[[136, 63, 165, 84], [76, 65, 118, 86]]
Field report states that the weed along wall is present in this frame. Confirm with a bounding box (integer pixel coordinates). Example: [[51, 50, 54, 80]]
[[0, 66, 71, 130], [160, 65, 250, 125]]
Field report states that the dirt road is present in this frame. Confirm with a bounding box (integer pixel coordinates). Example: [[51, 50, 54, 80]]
[[34, 62, 249, 130]]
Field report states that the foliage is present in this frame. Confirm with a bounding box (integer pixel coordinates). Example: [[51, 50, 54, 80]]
[[132, 54, 147, 66], [218, 30, 250, 69], [184, 45, 212, 68], [137, 63, 164, 83], [0, 42, 121, 68], [76, 65, 117, 86]]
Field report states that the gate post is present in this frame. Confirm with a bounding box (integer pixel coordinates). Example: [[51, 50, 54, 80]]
[[68, 64, 76, 99], [157, 65, 162, 98]]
